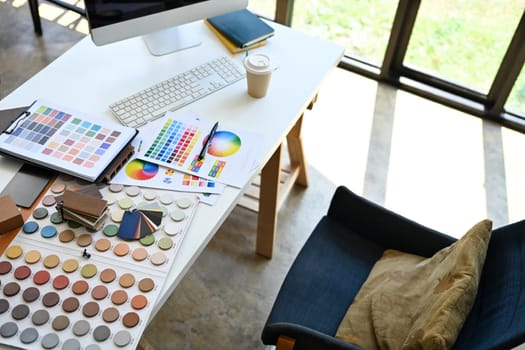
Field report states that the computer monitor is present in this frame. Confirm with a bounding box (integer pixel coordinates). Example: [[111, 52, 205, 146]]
[[85, 0, 248, 56]]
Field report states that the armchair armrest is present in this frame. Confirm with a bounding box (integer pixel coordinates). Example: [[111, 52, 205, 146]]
[[262, 323, 364, 350], [327, 186, 456, 257]]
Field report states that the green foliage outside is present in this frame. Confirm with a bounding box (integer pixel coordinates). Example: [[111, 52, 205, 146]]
[[248, 0, 525, 113]]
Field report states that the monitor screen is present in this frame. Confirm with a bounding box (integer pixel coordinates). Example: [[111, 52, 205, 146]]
[[85, 0, 248, 55]]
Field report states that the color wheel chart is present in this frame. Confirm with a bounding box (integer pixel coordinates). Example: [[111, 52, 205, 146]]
[[137, 112, 263, 188]]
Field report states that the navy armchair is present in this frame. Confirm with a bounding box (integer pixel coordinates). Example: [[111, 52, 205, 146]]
[[262, 186, 525, 350]]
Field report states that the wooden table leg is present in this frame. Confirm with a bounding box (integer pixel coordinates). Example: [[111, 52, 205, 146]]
[[253, 96, 316, 258], [286, 114, 308, 187], [256, 144, 282, 258]]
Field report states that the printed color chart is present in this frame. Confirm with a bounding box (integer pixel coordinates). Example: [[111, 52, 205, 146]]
[[143, 118, 201, 167], [137, 112, 263, 188]]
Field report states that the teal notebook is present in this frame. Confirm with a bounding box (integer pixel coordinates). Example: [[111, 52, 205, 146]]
[[207, 9, 275, 48]]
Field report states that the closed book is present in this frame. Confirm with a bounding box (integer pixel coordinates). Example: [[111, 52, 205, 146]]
[[206, 9, 274, 48], [204, 19, 266, 53]]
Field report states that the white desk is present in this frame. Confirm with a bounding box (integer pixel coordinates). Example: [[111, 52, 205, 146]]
[[0, 19, 343, 345]]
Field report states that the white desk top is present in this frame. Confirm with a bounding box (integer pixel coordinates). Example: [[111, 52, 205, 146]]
[[0, 19, 343, 324]]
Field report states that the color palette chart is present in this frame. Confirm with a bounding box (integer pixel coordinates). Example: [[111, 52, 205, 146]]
[[0, 99, 137, 182], [0, 176, 199, 349], [143, 118, 201, 167], [137, 112, 264, 188]]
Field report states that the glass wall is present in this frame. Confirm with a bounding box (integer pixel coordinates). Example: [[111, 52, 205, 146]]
[[404, 0, 524, 93]]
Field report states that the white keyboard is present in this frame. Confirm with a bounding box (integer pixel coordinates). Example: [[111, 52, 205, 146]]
[[109, 56, 245, 127]]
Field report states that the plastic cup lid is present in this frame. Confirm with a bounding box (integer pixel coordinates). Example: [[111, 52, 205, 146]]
[[244, 54, 272, 74]]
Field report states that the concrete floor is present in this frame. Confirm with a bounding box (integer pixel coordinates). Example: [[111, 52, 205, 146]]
[[2, 1, 525, 349]]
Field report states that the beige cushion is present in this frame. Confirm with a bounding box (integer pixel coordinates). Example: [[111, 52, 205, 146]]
[[336, 219, 492, 350]]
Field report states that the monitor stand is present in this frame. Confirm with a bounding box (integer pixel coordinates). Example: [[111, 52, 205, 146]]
[[143, 24, 201, 56]]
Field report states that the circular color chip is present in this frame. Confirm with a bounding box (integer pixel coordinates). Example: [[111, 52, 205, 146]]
[[0, 322, 17, 338], [72, 280, 89, 295], [62, 259, 79, 273], [159, 193, 173, 205], [0, 299, 9, 314], [0, 261, 12, 275], [42, 292, 60, 307], [62, 338, 81, 350], [103, 224, 119, 237], [52, 315, 70, 331], [143, 190, 157, 201], [22, 221, 39, 234], [102, 307, 120, 323], [32, 309, 50, 326], [50, 212, 63, 224], [138, 278, 155, 293], [43, 254, 60, 269], [170, 210, 185, 222], [41, 225, 57, 239], [113, 243, 130, 257], [111, 290, 128, 305], [150, 251, 167, 266], [176, 197, 193, 209], [100, 268, 117, 283], [93, 325, 111, 342], [62, 297, 80, 313], [53, 275, 70, 290], [139, 234, 155, 247], [67, 220, 81, 229], [114, 330, 132, 347], [119, 273, 135, 288], [51, 183, 66, 193], [158, 237, 173, 250], [122, 312, 140, 328], [33, 207, 49, 220], [41, 333, 60, 349], [12, 304, 30, 320], [109, 183, 124, 193], [25, 250, 41, 264], [19, 327, 39, 344], [95, 238, 111, 252], [23, 287, 40, 302], [83, 301, 100, 317], [131, 295, 148, 310], [125, 186, 141, 197], [14, 265, 31, 280], [104, 193, 116, 205], [91, 285, 108, 300], [81, 264, 97, 278], [72, 320, 90, 336], [131, 247, 148, 262], [118, 197, 134, 210], [111, 210, 124, 223], [33, 270, 51, 285], [59, 229, 75, 243], [42, 195, 56, 207], [85, 345, 101, 350], [76, 233, 93, 247], [6, 245, 23, 259], [3, 282, 20, 297]]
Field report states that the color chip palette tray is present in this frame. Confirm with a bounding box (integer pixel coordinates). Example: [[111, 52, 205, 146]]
[[0, 176, 200, 349]]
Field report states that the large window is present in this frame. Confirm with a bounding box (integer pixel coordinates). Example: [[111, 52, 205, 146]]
[[249, 0, 525, 132]]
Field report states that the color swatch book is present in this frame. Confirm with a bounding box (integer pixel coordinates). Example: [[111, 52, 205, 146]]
[[135, 111, 263, 188], [0, 99, 138, 182]]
